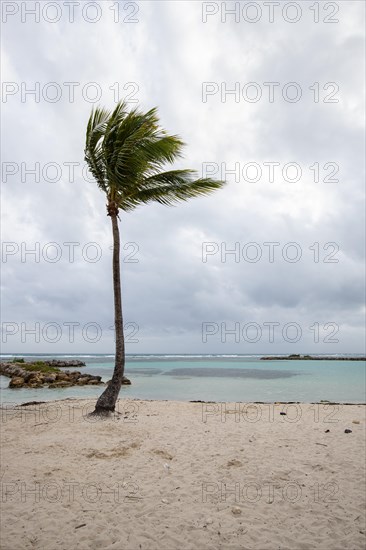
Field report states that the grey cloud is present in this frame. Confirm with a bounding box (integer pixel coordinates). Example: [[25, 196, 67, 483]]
[[1, 1, 365, 354]]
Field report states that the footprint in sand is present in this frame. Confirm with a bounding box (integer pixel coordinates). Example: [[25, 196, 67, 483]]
[[227, 459, 243, 467], [151, 449, 174, 461]]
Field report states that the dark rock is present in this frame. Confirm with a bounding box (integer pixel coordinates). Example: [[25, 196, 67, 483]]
[[20, 401, 46, 407], [56, 373, 70, 381], [44, 374, 57, 383], [344, 429, 352, 433], [44, 359, 86, 368], [9, 377, 25, 388]]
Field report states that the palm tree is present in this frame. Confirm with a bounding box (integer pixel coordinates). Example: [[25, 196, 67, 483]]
[[85, 101, 225, 415]]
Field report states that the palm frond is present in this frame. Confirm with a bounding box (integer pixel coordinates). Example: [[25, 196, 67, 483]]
[[84, 101, 226, 211], [84, 106, 111, 191], [119, 170, 225, 211]]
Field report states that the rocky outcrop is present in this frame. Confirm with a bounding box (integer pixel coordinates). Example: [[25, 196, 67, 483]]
[[44, 359, 86, 368], [0, 362, 102, 389], [261, 355, 366, 361]]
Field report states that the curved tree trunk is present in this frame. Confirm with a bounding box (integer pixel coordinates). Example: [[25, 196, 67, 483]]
[[93, 208, 125, 414]]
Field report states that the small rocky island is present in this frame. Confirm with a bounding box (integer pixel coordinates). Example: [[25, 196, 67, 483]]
[[0, 359, 131, 389], [42, 359, 87, 368], [261, 354, 366, 361]]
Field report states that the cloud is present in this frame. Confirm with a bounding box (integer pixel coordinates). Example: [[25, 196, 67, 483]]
[[1, 1, 365, 354]]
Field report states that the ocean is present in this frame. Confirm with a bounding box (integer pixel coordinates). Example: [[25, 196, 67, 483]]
[[0, 354, 365, 405]]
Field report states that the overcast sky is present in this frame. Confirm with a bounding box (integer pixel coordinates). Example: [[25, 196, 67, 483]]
[[1, 0, 365, 354]]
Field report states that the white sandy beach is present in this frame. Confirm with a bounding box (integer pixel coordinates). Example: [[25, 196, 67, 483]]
[[0, 399, 365, 550]]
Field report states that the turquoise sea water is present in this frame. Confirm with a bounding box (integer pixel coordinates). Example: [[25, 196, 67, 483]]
[[1, 354, 365, 405]]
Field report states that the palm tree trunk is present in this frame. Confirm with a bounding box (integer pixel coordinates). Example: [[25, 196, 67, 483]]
[[93, 209, 125, 414]]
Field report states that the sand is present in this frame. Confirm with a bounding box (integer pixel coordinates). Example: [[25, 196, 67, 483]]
[[0, 398, 365, 550]]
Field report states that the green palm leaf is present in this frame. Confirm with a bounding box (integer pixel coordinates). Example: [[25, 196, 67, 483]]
[[85, 101, 225, 211]]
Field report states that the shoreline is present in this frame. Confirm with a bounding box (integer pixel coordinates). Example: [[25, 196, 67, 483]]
[[1, 396, 366, 409]]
